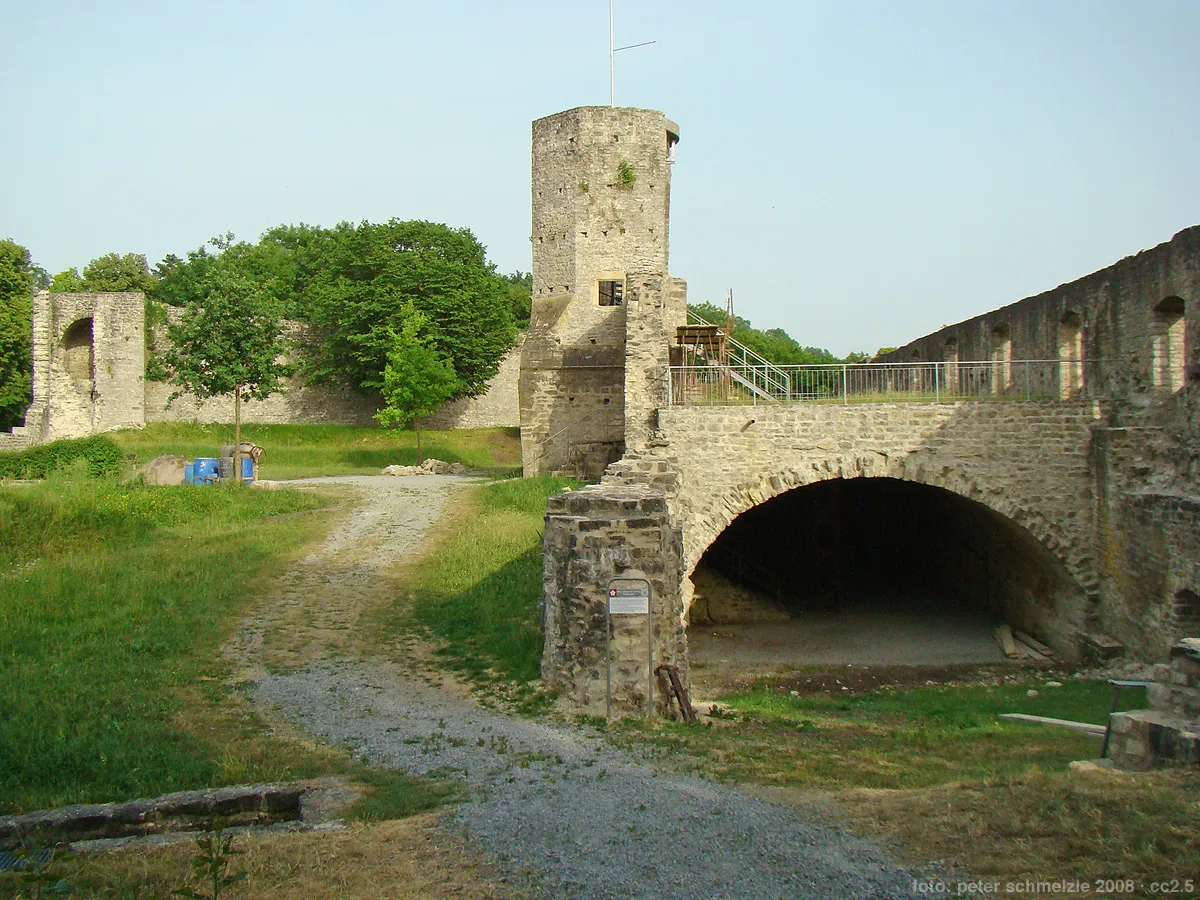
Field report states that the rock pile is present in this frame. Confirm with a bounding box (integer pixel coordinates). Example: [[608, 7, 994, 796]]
[[381, 458, 466, 477]]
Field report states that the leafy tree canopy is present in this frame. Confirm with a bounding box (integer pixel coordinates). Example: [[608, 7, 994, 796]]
[[151, 229, 318, 320], [0, 239, 34, 430], [50, 252, 156, 294], [301, 220, 514, 398], [688, 301, 854, 365], [50, 268, 85, 292], [153, 220, 514, 400], [82, 252, 156, 293], [163, 267, 293, 478], [163, 268, 291, 402]]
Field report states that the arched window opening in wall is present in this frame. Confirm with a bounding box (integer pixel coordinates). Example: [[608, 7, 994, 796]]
[[942, 339, 959, 394], [1173, 589, 1200, 641], [991, 325, 1012, 393], [1058, 311, 1083, 399], [1152, 297, 1185, 393], [62, 317, 95, 383]]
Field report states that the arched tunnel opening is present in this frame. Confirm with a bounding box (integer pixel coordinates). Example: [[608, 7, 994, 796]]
[[687, 478, 1082, 689]]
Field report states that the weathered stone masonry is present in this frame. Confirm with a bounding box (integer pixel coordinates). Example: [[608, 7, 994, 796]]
[[541, 163, 1198, 713], [883, 226, 1200, 660], [1, 293, 522, 449], [520, 106, 685, 480], [541, 486, 685, 715]]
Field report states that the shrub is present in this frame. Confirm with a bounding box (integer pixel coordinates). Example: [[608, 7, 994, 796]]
[[0, 435, 124, 479]]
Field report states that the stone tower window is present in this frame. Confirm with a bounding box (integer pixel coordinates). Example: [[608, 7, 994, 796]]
[[1058, 311, 1083, 399], [1152, 297, 1185, 393], [598, 280, 624, 307]]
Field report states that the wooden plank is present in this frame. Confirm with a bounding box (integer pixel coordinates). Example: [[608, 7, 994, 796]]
[[1014, 643, 1046, 661], [994, 624, 1019, 658], [1013, 630, 1054, 658], [999, 713, 1105, 736]]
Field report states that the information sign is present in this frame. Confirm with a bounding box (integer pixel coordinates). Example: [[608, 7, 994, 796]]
[[608, 586, 650, 615]]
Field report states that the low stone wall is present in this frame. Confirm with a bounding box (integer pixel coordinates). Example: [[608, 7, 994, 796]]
[[144, 378, 381, 427], [542, 484, 685, 715]]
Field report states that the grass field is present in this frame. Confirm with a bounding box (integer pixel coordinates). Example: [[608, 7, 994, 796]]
[[379, 476, 576, 707], [111, 423, 522, 480], [611, 675, 1198, 890], [623, 678, 1140, 789], [0, 472, 449, 817]]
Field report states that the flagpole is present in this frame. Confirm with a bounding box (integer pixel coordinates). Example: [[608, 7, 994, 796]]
[[610, 0, 615, 107]]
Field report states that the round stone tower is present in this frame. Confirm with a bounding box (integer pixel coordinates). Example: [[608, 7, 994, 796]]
[[520, 106, 683, 478]]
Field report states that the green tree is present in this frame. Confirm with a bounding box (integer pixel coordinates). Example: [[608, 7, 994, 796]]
[[50, 268, 85, 292], [152, 228, 318, 319], [81, 252, 156, 293], [164, 269, 291, 481], [0, 240, 34, 430], [305, 219, 514, 398], [375, 304, 459, 464]]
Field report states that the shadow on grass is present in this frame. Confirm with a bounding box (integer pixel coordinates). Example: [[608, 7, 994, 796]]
[[412, 546, 544, 689]]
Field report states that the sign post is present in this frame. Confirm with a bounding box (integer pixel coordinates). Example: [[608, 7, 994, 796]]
[[605, 575, 654, 718]]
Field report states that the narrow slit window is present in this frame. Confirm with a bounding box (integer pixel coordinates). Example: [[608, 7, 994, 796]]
[[599, 280, 624, 307]]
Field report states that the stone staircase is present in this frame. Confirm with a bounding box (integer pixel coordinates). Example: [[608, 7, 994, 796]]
[[0, 404, 45, 452], [0, 426, 33, 451], [1108, 638, 1200, 768]]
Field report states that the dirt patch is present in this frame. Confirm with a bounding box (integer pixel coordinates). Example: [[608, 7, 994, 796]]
[[687, 594, 1031, 698], [223, 475, 478, 680]]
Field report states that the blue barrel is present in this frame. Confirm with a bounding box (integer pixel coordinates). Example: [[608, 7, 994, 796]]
[[184, 462, 195, 485], [240, 456, 254, 483], [194, 458, 219, 484]]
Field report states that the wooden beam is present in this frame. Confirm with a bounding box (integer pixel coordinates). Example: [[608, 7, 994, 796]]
[[999, 713, 1105, 736]]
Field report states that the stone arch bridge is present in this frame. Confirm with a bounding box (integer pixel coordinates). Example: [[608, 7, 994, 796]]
[[541, 399, 1105, 714]]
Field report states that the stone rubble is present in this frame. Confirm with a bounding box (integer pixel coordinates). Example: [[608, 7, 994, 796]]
[[381, 459, 466, 476]]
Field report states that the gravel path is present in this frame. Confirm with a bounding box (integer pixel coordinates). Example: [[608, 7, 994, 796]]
[[242, 476, 922, 899]]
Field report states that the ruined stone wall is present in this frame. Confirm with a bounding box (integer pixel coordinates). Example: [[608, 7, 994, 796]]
[[622, 273, 685, 454], [139, 309, 377, 428], [521, 107, 681, 477], [20, 291, 147, 443], [882, 226, 1199, 409], [605, 402, 1100, 658], [144, 379, 380, 426], [2, 295, 523, 445], [542, 484, 685, 715], [885, 226, 1200, 659]]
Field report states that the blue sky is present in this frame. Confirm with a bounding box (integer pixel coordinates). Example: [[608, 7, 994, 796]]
[[3, 0, 1197, 355]]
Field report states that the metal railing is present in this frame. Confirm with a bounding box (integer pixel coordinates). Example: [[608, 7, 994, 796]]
[[685, 308, 791, 400], [666, 359, 1100, 406]]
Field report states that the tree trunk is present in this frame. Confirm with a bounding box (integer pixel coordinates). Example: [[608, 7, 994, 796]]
[[234, 385, 242, 484], [416, 422, 423, 465]]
